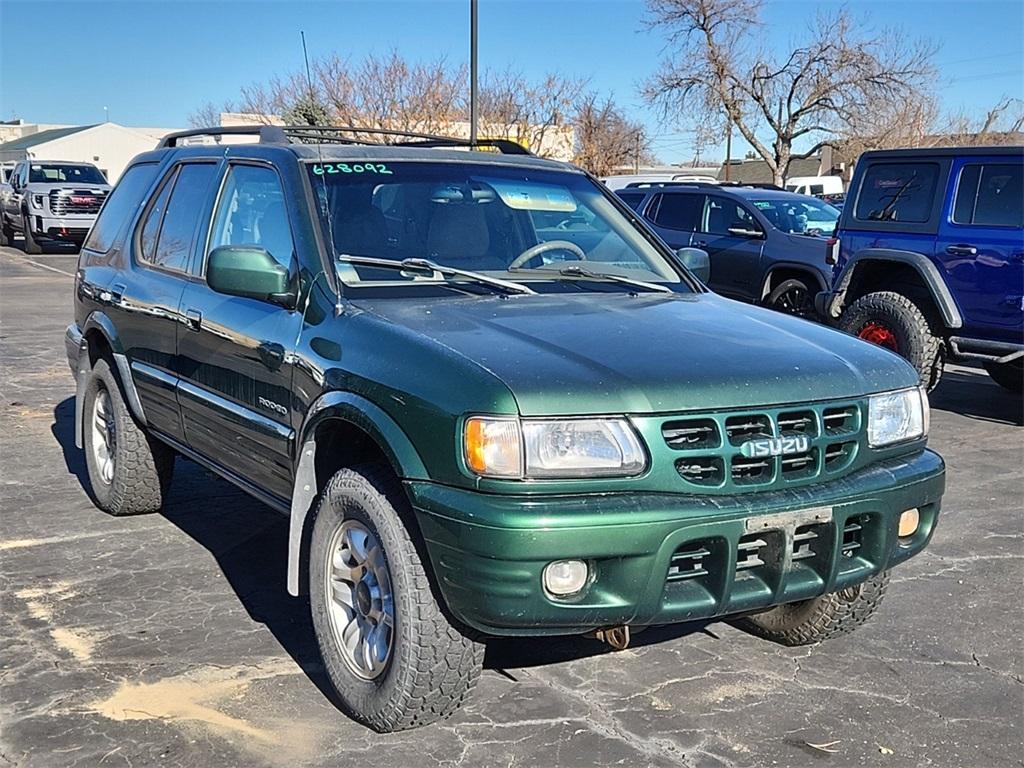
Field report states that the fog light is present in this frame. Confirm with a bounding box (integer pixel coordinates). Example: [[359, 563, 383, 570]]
[[543, 560, 589, 596], [898, 508, 920, 538]]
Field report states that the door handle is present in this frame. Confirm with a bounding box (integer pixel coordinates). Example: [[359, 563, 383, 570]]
[[108, 283, 126, 303], [185, 308, 202, 331], [945, 244, 977, 256], [693, 240, 708, 248]]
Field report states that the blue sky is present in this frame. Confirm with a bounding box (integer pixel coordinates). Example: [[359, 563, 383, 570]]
[[2, 0, 1022, 163]]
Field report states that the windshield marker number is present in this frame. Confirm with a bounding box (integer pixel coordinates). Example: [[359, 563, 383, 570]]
[[313, 163, 393, 176]]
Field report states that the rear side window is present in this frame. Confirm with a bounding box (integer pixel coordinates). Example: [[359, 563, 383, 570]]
[[616, 191, 646, 211], [854, 163, 939, 223], [138, 163, 217, 272], [652, 193, 703, 230], [703, 197, 759, 235], [83, 163, 158, 253], [953, 163, 1023, 227]]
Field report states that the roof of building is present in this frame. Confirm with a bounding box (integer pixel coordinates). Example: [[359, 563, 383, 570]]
[[0, 124, 97, 151], [717, 156, 821, 183]]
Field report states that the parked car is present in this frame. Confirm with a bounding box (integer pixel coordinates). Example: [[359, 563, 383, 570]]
[[602, 173, 718, 190], [617, 183, 839, 316], [818, 146, 1023, 391], [66, 125, 944, 732], [785, 175, 845, 197], [0, 160, 110, 253]]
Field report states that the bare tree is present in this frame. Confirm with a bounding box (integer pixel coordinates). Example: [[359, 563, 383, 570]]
[[188, 100, 234, 128], [643, 0, 936, 184], [940, 96, 1024, 145], [573, 93, 655, 175]]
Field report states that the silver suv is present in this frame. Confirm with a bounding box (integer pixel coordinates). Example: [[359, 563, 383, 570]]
[[0, 161, 110, 253]]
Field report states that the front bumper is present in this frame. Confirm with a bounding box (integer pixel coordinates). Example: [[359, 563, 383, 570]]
[[31, 213, 93, 241], [409, 449, 945, 636]]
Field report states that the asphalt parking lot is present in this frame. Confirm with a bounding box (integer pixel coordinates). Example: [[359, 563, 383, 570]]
[[1, 244, 1021, 768]]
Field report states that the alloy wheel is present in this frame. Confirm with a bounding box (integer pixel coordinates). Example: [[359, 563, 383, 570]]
[[90, 388, 116, 485]]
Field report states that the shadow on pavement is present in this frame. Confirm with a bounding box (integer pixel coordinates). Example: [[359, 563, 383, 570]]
[[929, 366, 1023, 426]]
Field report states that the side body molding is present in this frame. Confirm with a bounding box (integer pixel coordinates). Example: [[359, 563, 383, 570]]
[[75, 312, 148, 449], [286, 391, 429, 596], [832, 248, 963, 328]]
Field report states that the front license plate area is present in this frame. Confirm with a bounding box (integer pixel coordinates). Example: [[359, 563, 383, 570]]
[[744, 506, 833, 534]]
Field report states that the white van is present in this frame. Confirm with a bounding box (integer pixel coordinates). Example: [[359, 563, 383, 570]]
[[785, 176, 844, 197]]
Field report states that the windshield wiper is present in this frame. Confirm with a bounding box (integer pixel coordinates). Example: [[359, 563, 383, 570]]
[[337, 254, 535, 295], [512, 264, 672, 294]]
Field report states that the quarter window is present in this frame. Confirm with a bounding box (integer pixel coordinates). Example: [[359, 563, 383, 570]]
[[83, 162, 158, 253], [208, 164, 294, 269], [854, 162, 939, 223], [652, 193, 704, 231], [616, 191, 646, 211], [953, 163, 1023, 227]]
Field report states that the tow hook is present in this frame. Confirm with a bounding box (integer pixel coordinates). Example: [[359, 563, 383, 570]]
[[593, 625, 631, 650]]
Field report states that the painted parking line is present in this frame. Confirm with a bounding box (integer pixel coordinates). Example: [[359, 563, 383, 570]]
[[1, 250, 77, 277]]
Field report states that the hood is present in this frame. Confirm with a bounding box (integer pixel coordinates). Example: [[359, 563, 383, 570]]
[[27, 182, 110, 192], [354, 292, 919, 416]]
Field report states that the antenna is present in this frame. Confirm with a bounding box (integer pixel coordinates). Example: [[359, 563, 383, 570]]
[[301, 31, 342, 313]]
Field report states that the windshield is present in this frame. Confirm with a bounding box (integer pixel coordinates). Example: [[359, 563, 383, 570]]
[[29, 164, 107, 184], [750, 197, 839, 237], [306, 161, 686, 290]]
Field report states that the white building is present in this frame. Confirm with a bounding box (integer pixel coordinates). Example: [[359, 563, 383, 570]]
[[0, 122, 179, 183]]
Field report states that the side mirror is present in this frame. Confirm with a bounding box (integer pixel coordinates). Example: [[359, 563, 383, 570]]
[[727, 226, 764, 239], [206, 245, 295, 307], [676, 247, 711, 283]]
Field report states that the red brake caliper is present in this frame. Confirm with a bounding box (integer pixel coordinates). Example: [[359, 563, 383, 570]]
[[858, 322, 899, 352]]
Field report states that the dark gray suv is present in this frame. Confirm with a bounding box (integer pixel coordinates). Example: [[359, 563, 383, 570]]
[[617, 183, 840, 316]]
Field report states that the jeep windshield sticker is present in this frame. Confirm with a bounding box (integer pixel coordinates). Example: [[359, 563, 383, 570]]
[[483, 178, 577, 212], [313, 163, 393, 176]]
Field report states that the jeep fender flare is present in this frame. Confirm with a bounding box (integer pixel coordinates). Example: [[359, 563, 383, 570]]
[[286, 391, 429, 596], [832, 248, 963, 328], [759, 262, 829, 300], [74, 312, 147, 449]]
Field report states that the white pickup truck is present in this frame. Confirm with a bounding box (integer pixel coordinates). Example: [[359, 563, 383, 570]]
[[0, 160, 110, 253]]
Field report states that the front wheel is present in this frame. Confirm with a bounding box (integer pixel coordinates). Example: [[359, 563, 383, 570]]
[[309, 465, 484, 732], [766, 277, 815, 317], [22, 213, 42, 254], [735, 571, 890, 645], [984, 359, 1023, 392], [838, 291, 944, 390]]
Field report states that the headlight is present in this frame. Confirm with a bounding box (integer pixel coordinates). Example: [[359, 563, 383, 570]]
[[867, 387, 928, 447], [463, 416, 646, 479], [32, 194, 44, 208]]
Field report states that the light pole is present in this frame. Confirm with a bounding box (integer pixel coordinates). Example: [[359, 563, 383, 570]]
[[103, 106, 109, 123], [469, 0, 478, 146]]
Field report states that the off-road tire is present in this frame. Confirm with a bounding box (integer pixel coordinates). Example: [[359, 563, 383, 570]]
[[735, 570, 890, 645], [766, 277, 815, 318], [309, 464, 484, 732], [82, 358, 174, 514], [984, 359, 1024, 393], [0, 217, 11, 246], [839, 291, 944, 390], [21, 213, 42, 254]]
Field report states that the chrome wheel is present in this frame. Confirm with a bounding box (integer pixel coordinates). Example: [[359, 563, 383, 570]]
[[90, 388, 116, 485], [325, 519, 395, 680]]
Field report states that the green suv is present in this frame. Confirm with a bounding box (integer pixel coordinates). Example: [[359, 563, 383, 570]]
[[66, 126, 945, 732]]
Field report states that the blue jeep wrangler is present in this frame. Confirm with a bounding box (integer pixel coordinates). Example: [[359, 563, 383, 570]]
[[818, 147, 1023, 391]]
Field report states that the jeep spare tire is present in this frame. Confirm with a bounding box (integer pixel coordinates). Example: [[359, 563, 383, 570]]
[[839, 291, 944, 391]]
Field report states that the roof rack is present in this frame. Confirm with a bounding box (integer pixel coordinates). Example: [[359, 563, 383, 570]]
[[622, 180, 785, 191], [157, 124, 533, 155]]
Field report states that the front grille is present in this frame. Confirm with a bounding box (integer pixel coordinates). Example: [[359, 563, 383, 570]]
[[666, 541, 711, 582], [792, 525, 820, 561], [841, 515, 867, 557], [661, 400, 864, 492], [49, 189, 107, 215]]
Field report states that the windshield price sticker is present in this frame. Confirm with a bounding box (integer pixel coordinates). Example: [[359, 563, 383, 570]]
[[313, 163, 393, 175]]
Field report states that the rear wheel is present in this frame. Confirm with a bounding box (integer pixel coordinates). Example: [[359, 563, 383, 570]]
[[735, 571, 890, 645], [22, 213, 42, 254], [984, 359, 1023, 392], [839, 291, 944, 390], [766, 277, 815, 318], [309, 465, 484, 732], [82, 358, 174, 514]]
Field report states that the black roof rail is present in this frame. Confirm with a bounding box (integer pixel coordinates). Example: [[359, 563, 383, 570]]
[[157, 124, 533, 155]]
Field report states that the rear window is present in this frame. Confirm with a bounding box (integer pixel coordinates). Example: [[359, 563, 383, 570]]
[[82, 163, 159, 253], [854, 162, 939, 223], [953, 163, 1023, 227], [651, 193, 703, 231], [616, 191, 646, 211]]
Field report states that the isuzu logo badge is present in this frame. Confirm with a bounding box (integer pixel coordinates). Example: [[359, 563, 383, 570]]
[[740, 435, 810, 458]]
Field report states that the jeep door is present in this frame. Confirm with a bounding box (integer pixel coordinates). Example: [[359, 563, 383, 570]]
[[692, 195, 765, 299], [176, 161, 302, 501], [642, 191, 700, 251], [937, 157, 1024, 341], [111, 159, 220, 443]]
